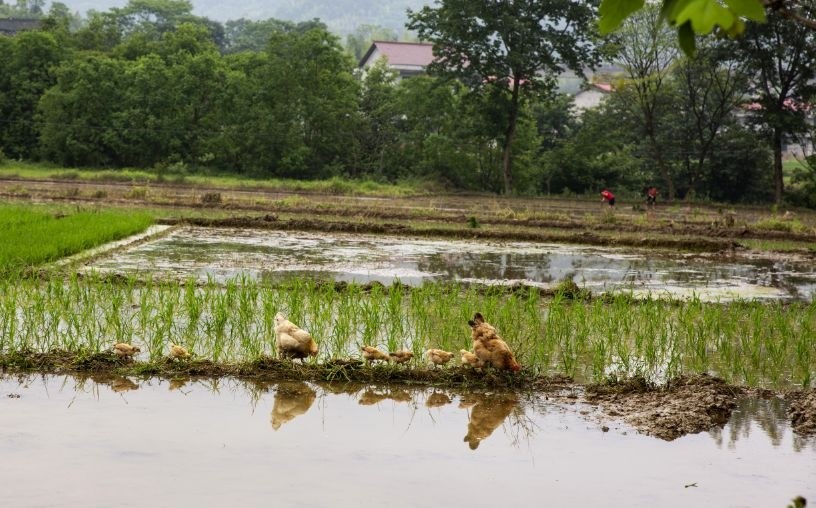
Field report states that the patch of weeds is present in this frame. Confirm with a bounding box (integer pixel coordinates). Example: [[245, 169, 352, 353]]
[[91, 190, 108, 199], [52, 171, 79, 180], [63, 187, 80, 198], [201, 192, 222, 205], [467, 216, 480, 229], [125, 187, 148, 200], [553, 278, 591, 300], [754, 216, 809, 234], [598, 211, 618, 224], [7, 184, 31, 198]]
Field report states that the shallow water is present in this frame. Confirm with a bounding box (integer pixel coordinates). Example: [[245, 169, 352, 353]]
[[86, 227, 816, 301], [0, 375, 813, 507]]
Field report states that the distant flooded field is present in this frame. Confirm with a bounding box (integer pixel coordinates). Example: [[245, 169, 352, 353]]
[[85, 227, 816, 301], [0, 375, 812, 508]]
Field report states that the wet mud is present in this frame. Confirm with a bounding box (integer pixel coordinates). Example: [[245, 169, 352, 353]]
[[158, 215, 743, 252], [585, 375, 744, 441], [787, 390, 816, 436]]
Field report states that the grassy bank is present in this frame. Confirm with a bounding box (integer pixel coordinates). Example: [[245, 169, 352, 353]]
[[0, 203, 153, 273], [0, 161, 428, 198], [0, 275, 812, 390]]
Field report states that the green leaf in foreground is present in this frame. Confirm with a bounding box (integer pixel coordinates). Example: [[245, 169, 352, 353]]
[[724, 0, 766, 22], [599, 0, 646, 34]]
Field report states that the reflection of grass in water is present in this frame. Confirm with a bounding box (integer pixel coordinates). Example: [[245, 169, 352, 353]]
[[0, 274, 813, 390]]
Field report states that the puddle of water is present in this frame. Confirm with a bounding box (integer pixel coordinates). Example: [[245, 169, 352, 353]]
[[0, 375, 813, 507], [85, 227, 816, 301]]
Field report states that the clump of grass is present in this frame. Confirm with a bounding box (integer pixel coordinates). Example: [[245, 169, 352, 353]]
[[753, 216, 810, 234], [467, 216, 480, 229], [125, 187, 148, 199], [91, 190, 108, 199]]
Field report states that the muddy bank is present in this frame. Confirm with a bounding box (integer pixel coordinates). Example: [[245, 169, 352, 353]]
[[0, 350, 541, 390], [158, 215, 742, 252], [586, 375, 744, 441], [0, 350, 783, 440], [787, 390, 816, 436]]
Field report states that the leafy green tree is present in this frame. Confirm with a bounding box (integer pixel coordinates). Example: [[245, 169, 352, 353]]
[[614, 4, 679, 199], [0, 30, 64, 159], [223, 17, 326, 54], [355, 58, 400, 177], [38, 54, 128, 166], [733, 7, 816, 203], [408, 0, 600, 194], [673, 42, 749, 198]]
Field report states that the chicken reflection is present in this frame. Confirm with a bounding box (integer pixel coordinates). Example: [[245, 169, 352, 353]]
[[270, 382, 317, 431], [460, 392, 520, 450]]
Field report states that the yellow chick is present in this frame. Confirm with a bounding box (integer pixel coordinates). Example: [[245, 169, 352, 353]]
[[113, 343, 140, 359], [426, 349, 454, 367], [362, 346, 390, 364], [460, 349, 480, 368], [389, 350, 414, 364], [169, 342, 190, 360]]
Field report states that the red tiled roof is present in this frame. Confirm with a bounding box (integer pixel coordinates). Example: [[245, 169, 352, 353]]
[[360, 41, 435, 68]]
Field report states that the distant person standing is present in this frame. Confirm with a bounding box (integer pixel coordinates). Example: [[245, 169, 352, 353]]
[[600, 189, 615, 207], [646, 186, 658, 207]]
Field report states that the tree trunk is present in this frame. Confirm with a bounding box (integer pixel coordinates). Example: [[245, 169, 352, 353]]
[[645, 121, 675, 200], [773, 127, 784, 204], [501, 76, 521, 195]]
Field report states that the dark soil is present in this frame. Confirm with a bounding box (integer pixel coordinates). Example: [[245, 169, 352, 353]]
[[786, 389, 816, 436], [585, 374, 744, 441]]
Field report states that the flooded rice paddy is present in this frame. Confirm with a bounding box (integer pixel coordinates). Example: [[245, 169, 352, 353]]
[[1, 374, 813, 507], [87, 227, 816, 301]]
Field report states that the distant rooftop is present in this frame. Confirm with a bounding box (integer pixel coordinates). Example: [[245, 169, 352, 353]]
[[359, 40, 435, 68], [0, 18, 40, 36]]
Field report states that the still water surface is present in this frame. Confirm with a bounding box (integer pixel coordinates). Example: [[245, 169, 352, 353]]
[[87, 227, 816, 301], [1, 375, 813, 507]]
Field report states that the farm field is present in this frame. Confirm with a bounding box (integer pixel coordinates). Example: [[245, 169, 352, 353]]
[[0, 180, 814, 507]]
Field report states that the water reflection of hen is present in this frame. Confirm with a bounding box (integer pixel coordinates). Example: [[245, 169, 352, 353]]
[[426, 391, 452, 408], [358, 387, 413, 405], [270, 382, 317, 431], [109, 377, 139, 393], [461, 393, 519, 450]]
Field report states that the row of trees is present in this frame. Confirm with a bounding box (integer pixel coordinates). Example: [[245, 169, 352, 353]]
[[1, 0, 815, 203]]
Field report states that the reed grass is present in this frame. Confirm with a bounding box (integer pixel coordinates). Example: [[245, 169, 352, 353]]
[[0, 274, 813, 390]]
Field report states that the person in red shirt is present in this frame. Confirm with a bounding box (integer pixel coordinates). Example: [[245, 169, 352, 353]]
[[600, 189, 615, 207], [646, 186, 658, 207]]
